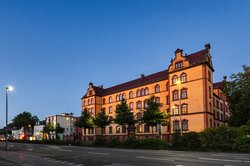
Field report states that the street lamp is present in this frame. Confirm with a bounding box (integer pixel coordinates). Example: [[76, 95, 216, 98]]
[[5, 86, 14, 151], [176, 80, 182, 136]]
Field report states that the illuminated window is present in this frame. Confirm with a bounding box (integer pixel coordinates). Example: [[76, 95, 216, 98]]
[[83, 100, 86, 106], [141, 88, 145, 96], [181, 73, 187, 83], [88, 99, 91, 105], [137, 101, 142, 109], [91, 98, 94, 104], [173, 105, 179, 115], [144, 100, 148, 108], [175, 61, 183, 69], [109, 106, 112, 114], [173, 90, 179, 100], [109, 96, 112, 103], [122, 93, 126, 99], [144, 87, 149, 95], [155, 84, 160, 93], [116, 95, 119, 101], [156, 97, 160, 103], [129, 91, 133, 98], [181, 89, 187, 99], [116, 126, 120, 133], [119, 94, 122, 101], [172, 75, 178, 85], [137, 125, 143, 133]]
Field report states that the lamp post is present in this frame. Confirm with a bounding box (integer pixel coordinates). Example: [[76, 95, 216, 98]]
[[176, 80, 182, 136], [5, 86, 14, 151]]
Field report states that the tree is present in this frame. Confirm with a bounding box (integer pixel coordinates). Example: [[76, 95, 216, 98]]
[[142, 96, 170, 138], [223, 65, 250, 127], [12, 111, 39, 134], [93, 108, 112, 135], [114, 99, 136, 140], [55, 123, 65, 139], [43, 124, 54, 140], [75, 108, 94, 137]]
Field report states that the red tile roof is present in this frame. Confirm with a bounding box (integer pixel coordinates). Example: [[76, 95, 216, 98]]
[[213, 82, 223, 89], [186, 49, 208, 66]]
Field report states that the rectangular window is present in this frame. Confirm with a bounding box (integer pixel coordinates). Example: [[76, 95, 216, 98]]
[[109, 127, 112, 134], [137, 125, 143, 133], [166, 95, 170, 104], [116, 126, 120, 133], [144, 125, 150, 133], [175, 61, 183, 69], [181, 89, 187, 99], [122, 126, 126, 133], [173, 91, 179, 100], [182, 121, 188, 131], [173, 106, 179, 115], [173, 121, 179, 130], [209, 86, 212, 98]]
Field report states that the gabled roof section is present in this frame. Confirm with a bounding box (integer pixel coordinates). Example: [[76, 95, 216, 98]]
[[186, 49, 208, 65], [213, 82, 223, 90], [103, 70, 168, 96], [92, 85, 104, 96]]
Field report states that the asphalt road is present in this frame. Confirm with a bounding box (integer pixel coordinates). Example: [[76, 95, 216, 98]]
[[0, 142, 250, 166]]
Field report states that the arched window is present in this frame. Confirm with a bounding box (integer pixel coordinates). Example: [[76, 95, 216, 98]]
[[116, 95, 119, 101], [173, 105, 179, 115], [181, 104, 188, 114], [137, 124, 143, 133], [181, 73, 187, 83], [141, 88, 144, 96], [172, 75, 178, 85], [137, 112, 143, 120], [129, 91, 133, 99], [91, 107, 94, 114], [182, 119, 189, 131], [109, 96, 112, 103], [119, 94, 123, 101], [122, 93, 126, 99], [91, 98, 94, 104], [88, 99, 91, 105], [102, 98, 106, 104], [144, 100, 148, 108], [129, 102, 134, 110], [109, 106, 112, 114], [181, 88, 187, 99], [137, 89, 141, 97], [83, 100, 86, 106], [109, 126, 113, 134], [137, 101, 142, 109], [155, 97, 160, 103], [155, 84, 160, 93], [116, 126, 120, 133], [166, 82, 169, 91], [173, 120, 179, 130], [144, 87, 149, 95]]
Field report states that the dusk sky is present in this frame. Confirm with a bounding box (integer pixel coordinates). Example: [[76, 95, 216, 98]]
[[0, 0, 250, 128]]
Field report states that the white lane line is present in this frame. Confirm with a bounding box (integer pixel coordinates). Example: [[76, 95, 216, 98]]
[[137, 156, 175, 162], [74, 164, 85, 166], [212, 154, 229, 157], [221, 159, 241, 163], [235, 157, 250, 160], [59, 149, 72, 152], [67, 163, 75, 165], [88, 152, 110, 156], [198, 157, 220, 161], [112, 149, 133, 152], [244, 161, 250, 163], [27, 148, 34, 151]]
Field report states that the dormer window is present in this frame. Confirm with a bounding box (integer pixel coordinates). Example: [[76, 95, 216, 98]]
[[89, 90, 93, 95], [175, 61, 183, 69]]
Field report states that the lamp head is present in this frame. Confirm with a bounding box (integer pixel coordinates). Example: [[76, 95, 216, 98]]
[[6, 86, 14, 91]]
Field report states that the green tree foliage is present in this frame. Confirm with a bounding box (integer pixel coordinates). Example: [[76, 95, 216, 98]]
[[223, 65, 250, 127], [114, 99, 135, 126], [43, 124, 54, 139], [55, 123, 65, 139], [142, 96, 169, 135], [12, 111, 39, 132], [75, 108, 94, 131], [94, 108, 112, 135]]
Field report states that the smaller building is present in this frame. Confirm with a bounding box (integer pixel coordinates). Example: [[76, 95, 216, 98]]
[[45, 113, 77, 140], [33, 121, 45, 140]]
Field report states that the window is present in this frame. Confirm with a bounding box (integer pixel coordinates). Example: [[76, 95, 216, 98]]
[[172, 75, 178, 85], [209, 86, 211, 98], [109, 96, 112, 103], [88, 128, 94, 134], [141, 88, 144, 96], [182, 119, 188, 131], [89, 90, 93, 95], [129, 91, 133, 99], [166, 95, 170, 104], [155, 84, 160, 93], [122, 93, 126, 99], [144, 100, 148, 108], [208, 70, 211, 81], [166, 83, 169, 91], [91, 107, 94, 115], [181, 104, 188, 114], [172, 90, 179, 100], [175, 61, 183, 69], [116, 126, 120, 133], [102, 98, 106, 104], [129, 102, 133, 110], [116, 95, 119, 101], [137, 125, 143, 133], [119, 94, 123, 101], [137, 89, 141, 97], [156, 97, 160, 103], [101, 127, 106, 134], [173, 120, 179, 130], [109, 106, 112, 114], [144, 87, 149, 95], [173, 105, 179, 115], [181, 88, 187, 99], [209, 102, 212, 112], [109, 126, 112, 134], [83, 100, 86, 106], [144, 125, 150, 133], [181, 73, 187, 83], [91, 98, 94, 104], [88, 99, 91, 105], [137, 112, 143, 120], [137, 101, 142, 109], [122, 126, 126, 133]]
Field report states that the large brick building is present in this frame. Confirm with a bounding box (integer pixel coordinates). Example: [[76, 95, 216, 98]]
[[81, 44, 229, 141]]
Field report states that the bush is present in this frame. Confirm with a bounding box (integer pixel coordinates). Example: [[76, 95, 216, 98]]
[[233, 135, 250, 152], [93, 136, 107, 146], [107, 137, 121, 148]]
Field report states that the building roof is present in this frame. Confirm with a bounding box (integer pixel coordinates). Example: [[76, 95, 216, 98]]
[[213, 82, 223, 89], [186, 49, 208, 66]]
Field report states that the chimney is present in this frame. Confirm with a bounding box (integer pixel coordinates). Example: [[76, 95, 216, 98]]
[[175, 48, 183, 54], [89, 82, 93, 87], [205, 43, 211, 49], [141, 74, 145, 78]]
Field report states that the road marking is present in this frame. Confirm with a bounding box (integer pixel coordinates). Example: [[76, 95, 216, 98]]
[[235, 157, 250, 160], [244, 161, 250, 163], [59, 149, 73, 152], [67, 163, 75, 165], [27, 148, 34, 151], [74, 164, 85, 166], [112, 149, 133, 153], [212, 154, 229, 157], [198, 157, 220, 161], [137, 156, 175, 162], [221, 159, 241, 163], [88, 152, 110, 156]]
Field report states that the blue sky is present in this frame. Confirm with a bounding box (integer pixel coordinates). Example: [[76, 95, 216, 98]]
[[0, 0, 249, 128]]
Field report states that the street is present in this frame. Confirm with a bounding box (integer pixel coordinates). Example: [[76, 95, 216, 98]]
[[0, 142, 250, 166]]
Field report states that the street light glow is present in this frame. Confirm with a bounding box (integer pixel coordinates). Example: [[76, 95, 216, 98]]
[[6, 86, 14, 91], [176, 80, 181, 85]]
